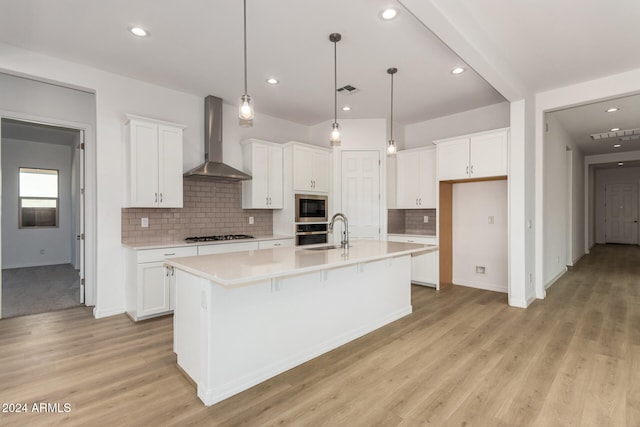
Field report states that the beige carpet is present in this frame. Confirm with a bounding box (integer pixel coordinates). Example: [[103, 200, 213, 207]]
[[2, 263, 80, 318]]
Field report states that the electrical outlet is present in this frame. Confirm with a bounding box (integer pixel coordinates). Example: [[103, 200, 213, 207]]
[[476, 266, 486, 274], [249, 216, 254, 225], [488, 216, 494, 224], [423, 215, 429, 223], [39, 249, 45, 255], [141, 218, 149, 228]]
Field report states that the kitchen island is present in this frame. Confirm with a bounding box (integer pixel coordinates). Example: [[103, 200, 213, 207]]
[[165, 240, 435, 406]]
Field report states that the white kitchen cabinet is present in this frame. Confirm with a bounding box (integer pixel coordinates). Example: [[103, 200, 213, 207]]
[[436, 128, 509, 181], [126, 246, 197, 321], [258, 238, 294, 249], [241, 139, 283, 209], [292, 145, 330, 193], [396, 148, 436, 209], [388, 235, 438, 287], [125, 114, 186, 208], [197, 241, 260, 256]]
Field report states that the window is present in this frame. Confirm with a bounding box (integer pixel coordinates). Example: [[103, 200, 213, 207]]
[[19, 167, 59, 228]]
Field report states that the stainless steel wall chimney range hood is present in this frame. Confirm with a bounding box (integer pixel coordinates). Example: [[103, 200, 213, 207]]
[[183, 95, 252, 181]]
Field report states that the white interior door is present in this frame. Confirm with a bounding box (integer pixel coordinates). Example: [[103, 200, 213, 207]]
[[605, 183, 638, 244], [341, 151, 380, 240]]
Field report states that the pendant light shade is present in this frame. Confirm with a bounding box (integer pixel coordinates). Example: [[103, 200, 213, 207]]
[[387, 67, 397, 156], [239, 0, 254, 127], [329, 33, 342, 146]]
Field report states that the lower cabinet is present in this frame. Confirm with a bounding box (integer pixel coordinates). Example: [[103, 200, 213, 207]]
[[126, 246, 197, 321], [388, 235, 438, 287]]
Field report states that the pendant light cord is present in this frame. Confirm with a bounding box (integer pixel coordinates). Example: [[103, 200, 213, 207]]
[[333, 39, 337, 123], [390, 71, 394, 140], [243, 0, 248, 95]]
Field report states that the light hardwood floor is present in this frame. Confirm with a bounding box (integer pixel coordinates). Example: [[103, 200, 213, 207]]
[[1, 244, 639, 426]]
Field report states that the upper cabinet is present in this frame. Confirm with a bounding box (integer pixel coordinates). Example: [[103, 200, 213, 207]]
[[125, 115, 186, 208], [292, 144, 330, 193], [241, 139, 283, 209], [396, 147, 436, 209], [435, 128, 509, 181]]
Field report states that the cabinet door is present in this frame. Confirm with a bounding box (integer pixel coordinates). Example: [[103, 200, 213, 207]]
[[412, 252, 436, 285], [396, 152, 420, 208], [311, 150, 330, 193], [267, 145, 284, 208], [470, 130, 508, 178], [129, 120, 159, 207], [251, 143, 271, 208], [158, 125, 184, 208], [137, 262, 170, 317], [293, 146, 313, 191], [437, 138, 470, 181], [418, 149, 436, 208]]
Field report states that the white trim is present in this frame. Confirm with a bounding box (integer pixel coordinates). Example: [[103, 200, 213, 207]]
[[453, 282, 508, 294], [545, 267, 567, 290]]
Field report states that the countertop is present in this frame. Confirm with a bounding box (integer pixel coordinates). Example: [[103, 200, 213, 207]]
[[122, 234, 293, 250], [165, 240, 437, 287]]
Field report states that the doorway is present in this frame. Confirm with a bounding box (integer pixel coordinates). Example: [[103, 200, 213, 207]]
[[1, 118, 85, 317], [340, 150, 381, 240]]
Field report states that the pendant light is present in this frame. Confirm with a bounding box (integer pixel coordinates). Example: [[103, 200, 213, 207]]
[[329, 33, 342, 146], [387, 67, 397, 155], [239, 0, 254, 127]]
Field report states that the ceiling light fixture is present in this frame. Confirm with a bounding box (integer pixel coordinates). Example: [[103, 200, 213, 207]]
[[451, 67, 465, 75], [614, 144, 622, 148], [329, 33, 342, 147], [239, 0, 254, 127], [265, 78, 279, 85], [387, 67, 398, 156], [380, 8, 399, 20], [129, 27, 149, 37], [606, 107, 620, 113], [342, 106, 351, 111], [611, 127, 621, 132]]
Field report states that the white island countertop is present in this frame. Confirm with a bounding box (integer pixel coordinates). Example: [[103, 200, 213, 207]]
[[165, 240, 436, 287]]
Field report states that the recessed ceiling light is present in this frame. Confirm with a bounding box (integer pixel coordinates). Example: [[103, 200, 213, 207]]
[[613, 144, 622, 148], [451, 67, 466, 75], [618, 162, 624, 166], [606, 107, 619, 113], [610, 127, 621, 132], [380, 8, 399, 20], [129, 26, 149, 37], [342, 106, 351, 111], [265, 78, 279, 85]]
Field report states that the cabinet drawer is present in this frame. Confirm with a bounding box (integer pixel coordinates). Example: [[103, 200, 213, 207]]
[[258, 239, 294, 249], [136, 246, 197, 263], [198, 241, 260, 255], [388, 235, 437, 245]]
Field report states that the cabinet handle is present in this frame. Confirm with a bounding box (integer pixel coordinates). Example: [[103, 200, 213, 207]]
[[407, 240, 415, 243], [164, 253, 175, 256], [419, 198, 422, 205], [466, 166, 469, 176], [470, 165, 474, 175], [160, 193, 163, 203], [274, 243, 281, 246], [155, 193, 158, 203], [416, 198, 419, 206]]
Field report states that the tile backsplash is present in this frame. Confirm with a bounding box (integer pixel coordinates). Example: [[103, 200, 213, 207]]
[[387, 208, 436, 236], [122, 177, 272, 244]]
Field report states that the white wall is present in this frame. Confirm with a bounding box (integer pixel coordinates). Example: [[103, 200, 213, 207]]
[[1, 139, 72, 268], [594, 166, 640, 243], [542, 114, 585, 286], [404, 102, 510, 149], [452, 180, 508, 293], [0, 42, 310, 318]]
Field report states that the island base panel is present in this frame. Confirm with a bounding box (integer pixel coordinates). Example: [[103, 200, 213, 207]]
[[174, 255, 413, 406]]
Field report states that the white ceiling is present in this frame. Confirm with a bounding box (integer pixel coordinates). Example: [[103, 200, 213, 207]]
[[550, 94, 640, 156], [1, 118, 79, 147], [0, 0, 506, 126]]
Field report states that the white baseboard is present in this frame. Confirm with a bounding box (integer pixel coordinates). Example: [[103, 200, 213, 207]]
[[544, 267, 567, 290], [454, 281, 508, 294], [93, 306, 125, 319], [2, 260, 74, 269]]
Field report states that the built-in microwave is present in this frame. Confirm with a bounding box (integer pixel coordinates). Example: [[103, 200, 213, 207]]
[[296, 223, 328, 246], [295, 194, 328, 223]]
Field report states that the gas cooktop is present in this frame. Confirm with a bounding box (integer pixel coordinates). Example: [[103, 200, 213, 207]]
[[184, 234, 255, 243]]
